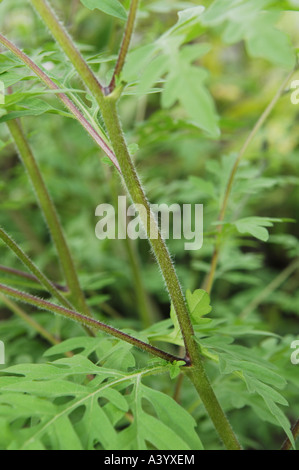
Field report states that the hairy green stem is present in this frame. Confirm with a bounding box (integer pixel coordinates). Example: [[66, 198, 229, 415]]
[[0, 283, 184, 364], [185, 367, 242, 450], [203, 69, 296, 294], [29, 0, 195, 359], [9, 3, 242, 449], [102, 93, 242, 450], [109, 0, 140, 92], [6, 118, 90, 316], [102, 97, 197, 358], [108, 173, 154, 328]]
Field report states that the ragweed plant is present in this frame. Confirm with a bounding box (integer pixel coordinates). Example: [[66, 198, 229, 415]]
[[0, 0, 298, 450]]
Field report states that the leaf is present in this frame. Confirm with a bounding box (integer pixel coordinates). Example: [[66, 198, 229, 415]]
[[186, 289, 212, 323], [142, 385, 203, 450], [162, 51, 219, 137], [123, 8, 219, 135], [0, 339, 204, 450], [148, 288, 212, 346], [80, 0, 127, 20], [224, 360, 286, 388], [265, 400, 295, 448], [0, 96, 73, 123], [246, 21, 295, 68], [137, 54, 169, 95], [0, 354, 131, 449], [189, 176, 218, 200], [168, 360, 186, 379], [244, 376, 288, 406], [118, 381, 203, 450], [123, 44, 157, 83], [45, 336, 136, 372], [234, 217, 283, 242], [202, 0, 295, 68], [177, 6, 205, 24], [168, 303, 184, 345], [197, 332, 293, 442], [163, 5, 205, 40]]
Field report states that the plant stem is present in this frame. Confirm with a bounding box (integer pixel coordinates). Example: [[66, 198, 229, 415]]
[[240, 258, 299, 320], [0, 34, 119, 172], [108, 173, 154, 327], [102, 95, 242, 450], [0, 282, 185, 364], [0, 227, 74, 311], [0, 293, 60, 346], [29, 0, 196, 359], [185, 366, 242, 450], [0, 264, 68, 292], [109, 0, 139, 92], [28, 2, 242, 448], [31, 0, 106, 95], [203, 69, 296, 294], [281, 418, 299, 450], [6, 118, 90, 315], [102, 97, 197, 358]]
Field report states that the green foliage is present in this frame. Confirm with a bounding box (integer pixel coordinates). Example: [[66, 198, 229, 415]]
[[147, 289, 212, 347], [123, 7, 219, 136], [202, 0, 296, 67], [233, 217, 283, 242], [0, 338, 202, 450], [0, 0, 298, 452], [80, 0, 127, 21], [186, 289, 212, 322]]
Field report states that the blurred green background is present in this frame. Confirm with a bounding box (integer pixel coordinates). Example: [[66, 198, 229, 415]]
[[0, 0, 298, 449]]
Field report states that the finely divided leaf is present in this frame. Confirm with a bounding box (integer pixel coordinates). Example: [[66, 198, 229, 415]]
[[118, 381, 203, 450], [202, 0, 295, 68], [0, 342, 203, 450], [186, 289, 212, 323], [234, 217, 283, 242], [80, 0, 127, 20]]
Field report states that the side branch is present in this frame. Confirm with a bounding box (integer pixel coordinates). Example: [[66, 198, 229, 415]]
[[0, 33, 120, 172], [0, 283, 186, 365], [109, 0, 140, 93]]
